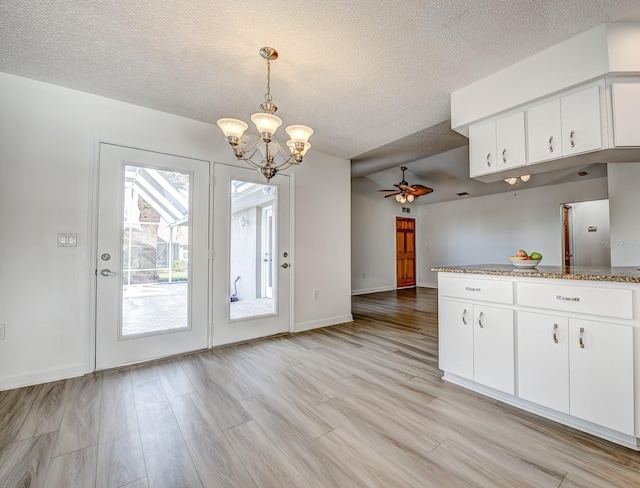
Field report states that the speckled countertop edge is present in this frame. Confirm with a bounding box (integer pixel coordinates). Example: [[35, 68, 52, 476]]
[[431, 265, 640, 283]]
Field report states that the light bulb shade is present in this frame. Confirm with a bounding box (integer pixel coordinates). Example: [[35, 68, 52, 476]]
[[217, 118, 248, 139], [520, 174, 531, 182], [400, 196, 407, 204], [505, 177, 518, 185], [286, 140, 311, 156], [395, 194, 402, 202], [251, 113, 282, 135], [285, 125, 313, 144], [407, 194, 415, 202]]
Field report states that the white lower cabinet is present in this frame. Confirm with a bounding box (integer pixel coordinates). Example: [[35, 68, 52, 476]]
[[439, 299, 514, 394], [517, 312, 634, 436], [517, 312, 570, 413], [568, 318, 634, 436]]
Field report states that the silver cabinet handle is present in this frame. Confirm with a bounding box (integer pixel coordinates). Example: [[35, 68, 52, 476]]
[[553, 323, 558, 344], [281, 263, 290, 269], [465, 287, 481, 292], [556, 295, 580, 302], [462, 309, 468, 325], [549, 135, 554, 153], [486, 153, 491, 167], [100, 269, 117, 277], [570, 130, 576, 148], [579, 327, 585, 348], [502, 148, 507, 164], [478, 311, 484, 328]]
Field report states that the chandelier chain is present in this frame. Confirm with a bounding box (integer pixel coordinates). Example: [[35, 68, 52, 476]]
[[265, 58, 272, 102]]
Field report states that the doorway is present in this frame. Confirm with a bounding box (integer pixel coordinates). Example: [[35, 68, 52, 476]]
[[561, 199, 611, 267], [212, 164, 291, 346], [95, 144, 210, 370], [396, 216, 416, 288]]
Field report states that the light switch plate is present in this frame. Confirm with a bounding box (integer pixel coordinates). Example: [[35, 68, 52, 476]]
[[58, 233, 78, 247]]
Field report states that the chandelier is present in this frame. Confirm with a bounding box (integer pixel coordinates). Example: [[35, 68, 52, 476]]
[[216, 47, 313, 181]]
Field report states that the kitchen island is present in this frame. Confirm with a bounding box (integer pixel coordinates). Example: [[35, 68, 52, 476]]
[[432, 265, 640, 449]]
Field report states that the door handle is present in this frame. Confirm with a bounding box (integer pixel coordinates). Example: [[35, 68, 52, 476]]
[[100, 269, 117, 277], [281, 263, 290, 269]]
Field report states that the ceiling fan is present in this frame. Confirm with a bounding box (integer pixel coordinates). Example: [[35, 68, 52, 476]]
[[379, 166, 433, 203]]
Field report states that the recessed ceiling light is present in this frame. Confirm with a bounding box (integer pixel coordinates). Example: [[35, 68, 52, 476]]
[[578, 171, 588, 176]]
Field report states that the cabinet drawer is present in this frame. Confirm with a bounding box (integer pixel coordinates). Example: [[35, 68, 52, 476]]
[[440, 276, 513, 304], [517, 282, 632, 319]]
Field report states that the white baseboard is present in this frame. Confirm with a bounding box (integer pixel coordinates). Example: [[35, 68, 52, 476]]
[[418, 282, 438, 288], [294, 314, 354, 333], [0, 363, 86, 391], [351, 286, 396, 296]]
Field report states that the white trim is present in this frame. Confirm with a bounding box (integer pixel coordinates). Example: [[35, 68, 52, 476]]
[[86, 137, 101, 374], [289, 172, 296, 334], [418, 282, 438, 289], [443, 372, 640, 451], [294, 314, 354, 333], [0, 364, 85, 392], [351, 286, 396, 296]]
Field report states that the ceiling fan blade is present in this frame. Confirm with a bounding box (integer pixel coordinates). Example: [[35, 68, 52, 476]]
[[397, 184, 413, 191], [409, 185, 434, 196], [377, 189, 399, 192], [384, 192, 401, 198]]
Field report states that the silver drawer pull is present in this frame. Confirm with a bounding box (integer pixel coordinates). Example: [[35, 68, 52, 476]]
[[486, 153, 491, 167], [465, 287, 481, 292], [579, 327, 585, 349], [553, 323, 558, 344], [549, 135, 554, 152], [462, 309, 468, 325], [556, 295, 580, 302], [478, 311, 484, 329], [570, 130, 576, 148], [502, 148, 507, 164]]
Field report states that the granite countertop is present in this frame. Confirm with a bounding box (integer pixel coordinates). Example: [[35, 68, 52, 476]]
[[431, 264, 640, 283]]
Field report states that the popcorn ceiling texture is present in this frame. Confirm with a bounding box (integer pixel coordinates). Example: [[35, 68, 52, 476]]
[[1, 1, 640, 166]]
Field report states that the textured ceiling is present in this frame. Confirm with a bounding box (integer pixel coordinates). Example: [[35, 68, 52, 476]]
[[2, 1, 640, 180]]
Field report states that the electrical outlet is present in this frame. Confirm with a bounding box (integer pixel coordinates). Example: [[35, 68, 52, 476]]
[[313, 290, 320, 300], [0, 324, 5, 340]]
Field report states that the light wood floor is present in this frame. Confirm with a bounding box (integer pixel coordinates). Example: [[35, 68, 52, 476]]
[[2, 288, 640, 487]]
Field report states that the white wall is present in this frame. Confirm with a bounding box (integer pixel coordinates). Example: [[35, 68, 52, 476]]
[[569, 199, 611, 266], [608, 163, 640, 266], [418, 177, 609, 286], [0, 71, 352, 389], [351, 177, 418, 294]]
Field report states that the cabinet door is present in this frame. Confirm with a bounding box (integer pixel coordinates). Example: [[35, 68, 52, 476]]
[[569, 318, 634, 435], [612, 83, 640, 147], [527, 99, 562, 163], [517, 312, 569, 413], [496, 111, 526, 171], [438, 299, 474, 380], [469, 121, 497, 177], [561, 85, 602, 156], [473, 305, 514, 394]]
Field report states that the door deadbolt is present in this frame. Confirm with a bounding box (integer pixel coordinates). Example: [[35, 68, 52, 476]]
[[281, 263, 290, 269], [101, 253, 111, 261], [283, 252, 288, 258]]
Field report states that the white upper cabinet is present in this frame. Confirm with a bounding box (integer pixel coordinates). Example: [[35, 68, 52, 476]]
[[469, 111, 525, 178], [469, 121, 497, 177], [527, 85, 602, 164], [560, 85, 602, 156], [527, 99, 562, 163], [612, 83, 640, 147], [496, 112, 526, 171]]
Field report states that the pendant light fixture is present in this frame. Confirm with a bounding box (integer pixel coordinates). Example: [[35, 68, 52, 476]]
[[217, 47, 313, 181]]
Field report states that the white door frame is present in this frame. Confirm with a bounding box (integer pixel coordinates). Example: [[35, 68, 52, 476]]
[[87, 138, 213, 373]]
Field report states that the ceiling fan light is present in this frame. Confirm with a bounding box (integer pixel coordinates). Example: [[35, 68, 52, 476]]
[[400, 196, 407, 204], [285, 125, 313, 144], [395, 194, 402, 202], [251, 113, 282, 137], [217, 118, 248, 140], [407, 194, 415, 202]]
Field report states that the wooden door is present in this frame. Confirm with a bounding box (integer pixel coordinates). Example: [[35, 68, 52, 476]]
[[396, 217, 416, 288], [563, 205, 572, 267]]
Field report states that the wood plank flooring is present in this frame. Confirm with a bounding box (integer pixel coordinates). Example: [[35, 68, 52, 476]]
[[2, 288, 640, 487]]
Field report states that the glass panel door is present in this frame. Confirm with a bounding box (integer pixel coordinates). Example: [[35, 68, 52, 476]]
[[212, 164, 291, 346], [96, 144, 209, 370]]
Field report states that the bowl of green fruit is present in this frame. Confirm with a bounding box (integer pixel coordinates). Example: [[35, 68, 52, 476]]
[[509, 250, 542, 268]]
